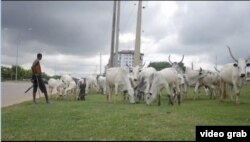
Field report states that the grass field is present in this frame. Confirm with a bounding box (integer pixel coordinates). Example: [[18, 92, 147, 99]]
[[2, 86, 250, 141]]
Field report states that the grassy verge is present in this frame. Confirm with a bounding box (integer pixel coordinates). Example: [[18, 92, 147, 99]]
[[2, 86, 250, 141]]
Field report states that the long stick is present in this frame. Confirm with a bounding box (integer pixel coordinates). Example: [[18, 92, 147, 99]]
[[24, 85, 33, 94]]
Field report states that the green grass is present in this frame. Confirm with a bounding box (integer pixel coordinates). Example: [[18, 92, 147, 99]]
[[2, 86, 250, 141]]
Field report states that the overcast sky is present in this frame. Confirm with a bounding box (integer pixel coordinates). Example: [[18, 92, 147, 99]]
[[2, 1, 250, 78]]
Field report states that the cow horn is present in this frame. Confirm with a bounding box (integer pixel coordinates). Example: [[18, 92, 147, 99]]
[[227, 46, 238, 62], [214, 66, 220, 73], [168, 55, 173, 65], [179, 55, 184, 63]]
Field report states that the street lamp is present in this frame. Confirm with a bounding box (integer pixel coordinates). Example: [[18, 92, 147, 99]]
[[15, 28, 32, 81]]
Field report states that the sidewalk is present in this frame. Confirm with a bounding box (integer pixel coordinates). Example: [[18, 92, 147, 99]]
[[1, 81, 34, 107]]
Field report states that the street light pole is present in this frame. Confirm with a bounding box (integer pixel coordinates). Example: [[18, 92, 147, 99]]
[[15, 32, 20, 81], [100, 53, 102, 75]]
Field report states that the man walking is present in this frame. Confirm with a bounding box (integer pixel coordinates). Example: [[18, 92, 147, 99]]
[[31, 53, 50, 104]]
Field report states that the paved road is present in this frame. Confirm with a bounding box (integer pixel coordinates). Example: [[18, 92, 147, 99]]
[[1, 81, 39, 107]]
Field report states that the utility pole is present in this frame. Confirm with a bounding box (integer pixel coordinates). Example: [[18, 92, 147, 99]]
[[134, 1, 142, 67], [109, 1, 117, 68], [100, 53, 102, 75], [215, 55, 217, 68], [114, 0, 120, 67], [15, 39, 19, 81]]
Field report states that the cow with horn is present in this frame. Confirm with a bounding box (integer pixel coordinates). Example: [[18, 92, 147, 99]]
[[219, 46, 250, 104]]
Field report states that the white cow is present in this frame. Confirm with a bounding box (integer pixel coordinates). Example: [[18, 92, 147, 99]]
[[168, 55, 188, 97], [65, 80, 77, 95], [127, 63, 145, 86], [168, 55, 185, 74], [60, 74, 74, 94], [135, 67, 156, 102], [48, 78, 59, 95], [196, 70, 221, 99], [219, 46, 250, 104], [168, 55, 208, 99], [106, 67, 136, 104], [86, 75, 98, 94], [145, 67, 181, 106], [183, 67, 208, 99], [48, 78, 65, 96], [97, 75, 106, 95]]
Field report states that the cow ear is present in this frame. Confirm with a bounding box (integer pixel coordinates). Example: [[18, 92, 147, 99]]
[[247, 63, 250, 67], [233, 63, 238, 67]]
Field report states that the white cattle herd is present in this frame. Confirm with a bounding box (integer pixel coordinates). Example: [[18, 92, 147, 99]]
[[47, 47, 249, 105]]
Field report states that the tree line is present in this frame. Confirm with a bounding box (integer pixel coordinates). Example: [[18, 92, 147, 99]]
[[1, 65, 53, 81]]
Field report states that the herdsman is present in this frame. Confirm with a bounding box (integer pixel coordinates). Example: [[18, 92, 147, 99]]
[[31, 53, 50, 104]]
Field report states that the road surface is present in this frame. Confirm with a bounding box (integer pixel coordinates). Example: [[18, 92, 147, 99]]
[[1, 81, 43, 107]]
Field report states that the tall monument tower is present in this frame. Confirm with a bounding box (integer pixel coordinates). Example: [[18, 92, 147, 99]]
[[133, 1, 142, 66]]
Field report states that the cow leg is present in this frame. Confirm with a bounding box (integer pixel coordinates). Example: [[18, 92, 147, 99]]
[[114, 84, 119, 103], [177, 92, 181, 105], [110, 87, 114, 103], [233, 82, 240, 104], [220, 82, 226, 101], [123, 91, 127, 104], [194, 82, 199, 100], [176, 84, 181, 105], [106, 86, 111, 102], [236, 92, 240, 104], [168, 95, 173, 105], [158, 94, 161, 106], [163, 82, 173, 106]]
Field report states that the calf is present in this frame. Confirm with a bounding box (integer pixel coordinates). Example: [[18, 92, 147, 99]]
[[145, 67, 181, 106]]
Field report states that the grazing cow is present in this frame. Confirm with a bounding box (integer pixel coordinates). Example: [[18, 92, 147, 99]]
[[168, 55, 185, 74], [48, 78, 65, 99], [127, 63, 145, 86], [86, 75, 98, 94], [60, 74, 74, 95], [65, 80, 77, 95], [106, 67, 136, 104], [219, 46, 250, 104], [48, 78, 59, 95], [168, 55, 188, 97], [183, 67, 208, 99], [168, 55, 209, 100], [96, 75, 106, 95], [145, 67, 181, 106], [135, 67, 156, 103], [196, 70, 221, 99]]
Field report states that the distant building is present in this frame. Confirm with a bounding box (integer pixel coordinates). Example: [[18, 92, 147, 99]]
[[106, 50, 144, 71]]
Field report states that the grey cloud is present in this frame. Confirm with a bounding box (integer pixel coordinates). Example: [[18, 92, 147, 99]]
[[2, 1, 113, 59], [157, 1, 250, 65]]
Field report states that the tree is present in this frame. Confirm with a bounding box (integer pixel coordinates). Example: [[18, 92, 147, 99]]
[[1, 66, 12, 80], [148, 62, 171, 71]]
